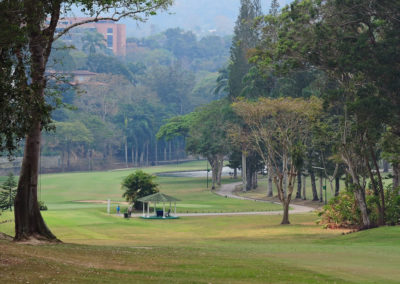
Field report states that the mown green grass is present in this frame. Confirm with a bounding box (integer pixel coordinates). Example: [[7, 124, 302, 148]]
[[1, 162, 399, 283], [36, 161, 281, 213], [1, 213, 400, 283]]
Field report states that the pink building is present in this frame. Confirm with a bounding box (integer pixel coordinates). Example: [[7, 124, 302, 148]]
[[55, 18, 126, 56]]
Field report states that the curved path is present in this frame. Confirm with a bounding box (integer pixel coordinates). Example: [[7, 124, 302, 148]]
[[214, 182, 314, 215], [132, 182, 314, 218]]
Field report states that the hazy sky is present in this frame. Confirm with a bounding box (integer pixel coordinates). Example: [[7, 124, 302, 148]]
[[120, 0, 292, 38]]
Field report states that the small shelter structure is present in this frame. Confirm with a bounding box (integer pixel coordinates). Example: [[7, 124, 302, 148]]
[[137, 192, 180, 219]]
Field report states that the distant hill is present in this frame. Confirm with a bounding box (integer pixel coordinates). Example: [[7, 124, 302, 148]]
[[123, 0, 292, 38]]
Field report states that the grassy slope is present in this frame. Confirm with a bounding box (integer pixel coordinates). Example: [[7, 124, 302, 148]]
[[1, 161, 399, 283], [1, 214, 400, 283], [37, 161, 281, 213]]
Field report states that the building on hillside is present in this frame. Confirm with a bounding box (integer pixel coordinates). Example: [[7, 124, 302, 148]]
[[52, 18, 126, 56]]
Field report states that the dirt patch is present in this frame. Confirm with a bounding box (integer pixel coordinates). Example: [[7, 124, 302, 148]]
[[0, 232, 13, 241]]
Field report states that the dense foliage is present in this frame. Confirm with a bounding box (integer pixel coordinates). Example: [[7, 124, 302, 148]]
[[121, 170, 159, 209]]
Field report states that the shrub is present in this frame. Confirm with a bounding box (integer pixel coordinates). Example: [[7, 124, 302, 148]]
[[385, 186, 400, 225], [38, 201, 48, 211], [318, 192, 361, 229], [121, 170, 159, 210]]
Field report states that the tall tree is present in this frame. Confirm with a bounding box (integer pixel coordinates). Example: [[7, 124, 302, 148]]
[[1, 0, 171, 242], [186, 100, 231, 189], [228, 0, 262, 99], [233, 97, 322, 224]]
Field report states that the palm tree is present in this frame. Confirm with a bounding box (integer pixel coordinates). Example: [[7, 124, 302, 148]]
[[81, 31, 106, 54]]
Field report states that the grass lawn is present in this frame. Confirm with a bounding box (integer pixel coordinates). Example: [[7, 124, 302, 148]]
[[1, 161, 399, 283], [1, 212, 400, 283], [34, 161, 281, 214]]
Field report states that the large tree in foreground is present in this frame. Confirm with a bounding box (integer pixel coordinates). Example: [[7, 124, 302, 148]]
[[0, 0, 172, 242], [233, 97, 322, 224]]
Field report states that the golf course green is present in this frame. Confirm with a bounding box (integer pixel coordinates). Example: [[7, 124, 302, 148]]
[[1, 161, 399, 283]]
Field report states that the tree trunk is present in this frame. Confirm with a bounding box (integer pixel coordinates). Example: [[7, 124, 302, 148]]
[[335, 176, 340, 196], [67, 141, 70, 170], [393, 162, 400, 192], [267, 163, 273, 197], [246, 166, 252, 191], [281, 200, 290, 225], [88, 148, 92, 171], [135, 145, 139, 167], [169, 140, 172, 161], [140, 148, 144, 166], [14, 122, 58, 241], [155, 141, 158, 166], [319, 174, 323, 203], [310, 170, 318, 201], [368, 146, 385, 225], [302, 175, 306, 200], [242, 151, 247, 191], [146, 142, 149, 166], [218, 156, 224, 186], [164, 145, 167, 161], [131, 145, 134, 167], [124, 137, 128, 168], [354, 186, 371, 229], [296, 171, 302, 199], [61, 150, 65, 172], [233, 168, 237, 179], [383, 160, 389, 173], [209, 157, 218, 190]]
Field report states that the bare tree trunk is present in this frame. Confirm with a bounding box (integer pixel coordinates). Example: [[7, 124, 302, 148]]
[[233, 168, 237, 179], [164, 144, 167, 161], [246, 167, 252, 191], [253, 171, 258, 189], [368, 147, 385, 225], [335, 176, 340, 196], [209, 157, 218, 190], [169, 141, 172, 161], [140, 148, 144, 166], [146, 142, 149, 166], [281, 200, 290, 225], [135, 145, 138, 167], [393, 162, 400, 192], [296, 171, 302, 199], [319, 174, 323, 203], [131, 145, 134, 167], [61, 150, 65, 172], [383, 160, 389, 173], [155, 141, 158, 166], [124, 137, 128, 168], [242, 151, 247, 192], [310, 170, 318, 201], [354, 186, 371, 229], [217, 155, 224, 186], [14, 122, 58, 241], [267, 163, 273, 197], [67, 142, 71, 170], [302, 175, 306, 200]]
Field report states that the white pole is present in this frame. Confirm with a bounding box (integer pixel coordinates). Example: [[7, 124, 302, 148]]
[[107, 199, 110, 214], [163, 202, 165, 218], [174, 202, 176, 216], [142, 202, 145, 217]]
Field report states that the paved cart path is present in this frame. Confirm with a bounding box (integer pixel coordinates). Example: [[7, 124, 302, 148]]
[[132, 182, 314, 217]]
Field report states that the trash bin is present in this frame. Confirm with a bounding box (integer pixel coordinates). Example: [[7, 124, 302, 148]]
[[124, 212, 129, 218]]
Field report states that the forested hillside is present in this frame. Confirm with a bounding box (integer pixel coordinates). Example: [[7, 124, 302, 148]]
[[41, 28, 231, 172]]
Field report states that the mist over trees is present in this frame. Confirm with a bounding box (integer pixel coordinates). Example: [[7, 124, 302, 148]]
[[41, 27, 232, 172]]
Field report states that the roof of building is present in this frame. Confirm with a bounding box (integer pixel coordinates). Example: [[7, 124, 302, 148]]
[[137, 192, 181, 203]]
